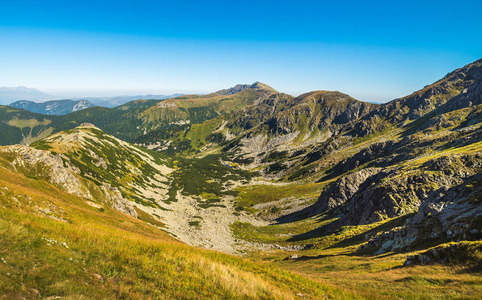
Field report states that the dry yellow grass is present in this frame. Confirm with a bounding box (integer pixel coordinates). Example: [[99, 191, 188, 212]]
[[254, 242, 482, 299], [0, 164, 357, 299]]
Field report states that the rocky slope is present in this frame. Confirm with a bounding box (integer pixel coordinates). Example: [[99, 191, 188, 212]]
[[291, 59, 482, 250], [350, 58, 482, 137], [157, 58, 481, 256], [31, 123, 173, 209], [9, 124, 265, 254], [0, 141, 137, 217], [0, 59, 480, 259], [222, 91, 376, 154]]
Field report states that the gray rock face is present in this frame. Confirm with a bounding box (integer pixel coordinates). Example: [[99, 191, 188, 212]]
[[0, 145, 137, 218], [312, 168, 380, 212], [313, 153, 481, 233], [102, 184, 138, 217], [358, 170, 482, 253], [1, 145, 92, 199]]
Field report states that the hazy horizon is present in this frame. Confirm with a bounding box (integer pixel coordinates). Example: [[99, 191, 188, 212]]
[[1, 83, 399, 102]]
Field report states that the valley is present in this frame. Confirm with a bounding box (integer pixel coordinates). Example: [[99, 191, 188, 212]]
[[0, 59, 481, 299]]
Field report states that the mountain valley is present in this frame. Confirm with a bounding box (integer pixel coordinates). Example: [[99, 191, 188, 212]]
[[0, 59, 481, 299]]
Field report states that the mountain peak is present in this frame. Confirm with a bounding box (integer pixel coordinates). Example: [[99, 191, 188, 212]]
[[0, 86, 39, 92], [215, 81, 277, 95], [0, 86, 58, 104]]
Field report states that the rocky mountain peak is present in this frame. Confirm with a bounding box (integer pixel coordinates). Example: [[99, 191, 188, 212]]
[[215, 81, 277, 95], [250, 81, 278, 93]]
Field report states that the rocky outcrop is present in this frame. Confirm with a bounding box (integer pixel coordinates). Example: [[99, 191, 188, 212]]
[[324, 140, 400, 178], [0, 144, 138, 218], [358, 169, 481, 254], [1, 145, 92, 199], [351, 59, 482, 137], [403, 241, 482, 269], [313, 154, 482, 234], [311, 168, 381, 212], [102, 184, 138, 217]]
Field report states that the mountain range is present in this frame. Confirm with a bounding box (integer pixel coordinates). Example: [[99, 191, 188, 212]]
[[77, 93, 185, 108], [0, 86, 184, 108], [0, 86, 59, 103], [0, 58, 481, 299], [9, 99, 96, 115]]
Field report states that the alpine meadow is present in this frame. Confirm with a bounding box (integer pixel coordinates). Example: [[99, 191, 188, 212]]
[[1, 1, 481, 299]]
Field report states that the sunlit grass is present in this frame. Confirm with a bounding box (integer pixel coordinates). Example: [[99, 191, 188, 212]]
[[0, 166, 355, 299]]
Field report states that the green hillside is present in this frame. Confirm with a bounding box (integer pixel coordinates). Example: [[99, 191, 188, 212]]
[[0, 157, 354, 299], [0, 106, 56, 145], [0, 60, 481, 299]]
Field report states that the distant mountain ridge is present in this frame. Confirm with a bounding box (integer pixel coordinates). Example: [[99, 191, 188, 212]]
[[0, 86, 59, 104], [9, 99, 96, 115], [0, 86, 184, 107], [79, 93, 185, 108]]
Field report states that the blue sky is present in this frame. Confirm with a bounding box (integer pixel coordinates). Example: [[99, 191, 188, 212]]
[[1, 0, 481, 102]]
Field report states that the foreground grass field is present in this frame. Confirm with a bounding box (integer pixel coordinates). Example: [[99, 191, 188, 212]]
[[0, 164, 356, 299], [230, 193, 482, 299], [237, 216, 482, 299], [269, 245, 482, 299]]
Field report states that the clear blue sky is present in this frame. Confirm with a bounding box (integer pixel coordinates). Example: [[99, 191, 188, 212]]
[[1, 0, 481, 102]]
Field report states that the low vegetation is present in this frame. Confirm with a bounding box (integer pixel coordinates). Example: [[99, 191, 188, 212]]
[[0, 164, 356, 299]]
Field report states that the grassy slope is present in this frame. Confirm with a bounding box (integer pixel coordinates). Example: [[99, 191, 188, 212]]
[[31, 125, 173, 208], [0, 164, 356, 299], [272, 242, 482, 300], [242, 216, 482, 299], [51, 90, 262, 146], [132, 89, 264, 153], [233, 182, 324, 215], [227, 121, 482, 298], [0, 106, 56, 145]]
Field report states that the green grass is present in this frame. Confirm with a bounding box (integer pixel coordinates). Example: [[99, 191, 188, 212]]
[[230, 219, 323, 245], [30, 126, 172, 208], [352, 124, 394, 145], [233, 182, 324, 214], [0, 162, 357, 299], [229, 205, 482, 300], [166, 154, 254, 204], [270, 246, 482, 299], [184, 119, 224, 151]]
